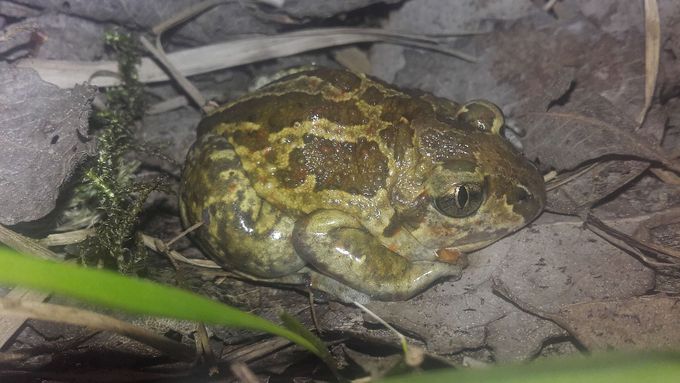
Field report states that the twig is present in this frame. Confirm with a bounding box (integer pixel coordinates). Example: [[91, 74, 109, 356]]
[[139, 36, 208, 111], [586, 219, 673, 269], [0, 297, 195, 360], [631, 207, 680, 259], [152, 0, 227, 36], [543, 0, 559, 12], [249, 0, 286, 8], [20, 27, 477, 89], [147, 0, 228, 114], [141, 233, 221, 269], [308, 290, 323, 336], [39, 227, 213, 269], [354, 301, 408, 355], [585, 213, 680, 260], [38, 228, 93, 247], [381, 38, 476, 62], [0, 288, 49, 349], [229, 361, 261, 383], [195, 322, 219, 376], [1, 331, 98, 364], [0, 224, 59, 350], [638, 0, 660, 126], [545, 163, 599, 192], [353, 302, 425, 368], [651, 167, 680, 185], [0, 224, 62, 261], [166, 222, 203, 248], [222, 337, 292, 363]]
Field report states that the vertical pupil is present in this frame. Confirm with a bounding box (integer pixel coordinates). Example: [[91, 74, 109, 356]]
[[456, 186, 469, 208]]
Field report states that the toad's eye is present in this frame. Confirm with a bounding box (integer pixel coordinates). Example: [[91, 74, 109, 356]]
[[433, 183, 484, 218]]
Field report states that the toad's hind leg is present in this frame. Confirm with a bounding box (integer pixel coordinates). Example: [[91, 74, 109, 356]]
[[179, 132, 305, 278], [293, 210, 464, 301]]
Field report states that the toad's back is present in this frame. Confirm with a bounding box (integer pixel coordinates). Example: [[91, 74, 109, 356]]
[[194, 68, 448, 218]]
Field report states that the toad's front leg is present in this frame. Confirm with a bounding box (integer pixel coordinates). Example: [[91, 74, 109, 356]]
[[292, 209, 464, 301]]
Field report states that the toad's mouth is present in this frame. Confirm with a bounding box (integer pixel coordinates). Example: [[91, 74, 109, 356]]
[[437, 236, 504, 260], [447, 225, 515, 252]]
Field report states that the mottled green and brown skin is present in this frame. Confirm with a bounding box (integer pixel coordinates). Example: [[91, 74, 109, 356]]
[[179, 68, 545, 302]]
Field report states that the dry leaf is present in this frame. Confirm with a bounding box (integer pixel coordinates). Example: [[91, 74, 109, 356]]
[[545, 159, 650, 214], [492, 216, 654, 314], [543, 101, 668, 215], [0, 64, 95, 225], [486, 310, 566, 362], [554, 295, 680, 352], [520, 92, 676, 173]]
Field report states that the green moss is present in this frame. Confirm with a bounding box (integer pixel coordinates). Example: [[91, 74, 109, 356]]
[[77, 31, 162, 274], [103, 30, 146, 123]]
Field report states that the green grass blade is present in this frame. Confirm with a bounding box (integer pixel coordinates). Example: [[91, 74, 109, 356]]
[[378, 351, 680, 383], [0, 248, 321, 356], [280, 312, 342, 379]]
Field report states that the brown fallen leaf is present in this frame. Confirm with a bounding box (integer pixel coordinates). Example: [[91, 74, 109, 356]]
[[632, 207, 680, 260], [586, 213, 680, 261], [552, 295, 680, 352], [486, 310, 567, 363], [492, 215, 654, 315], [0, 65, 95, 225], [520, 92, 677, 173], [543, 104, 668, 215], [545, 159, 650, 215]]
